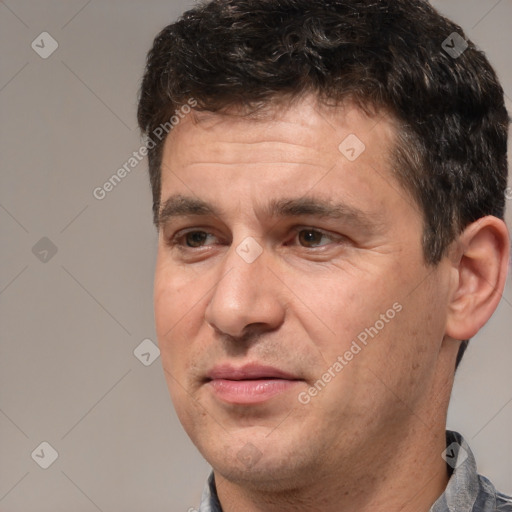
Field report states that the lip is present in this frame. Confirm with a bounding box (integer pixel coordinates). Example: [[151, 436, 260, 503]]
[[207, 363, 298, 381], [205, 363, 302, 405]]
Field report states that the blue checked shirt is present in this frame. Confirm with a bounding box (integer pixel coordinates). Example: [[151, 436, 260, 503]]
[[197, 431, 512, 511]]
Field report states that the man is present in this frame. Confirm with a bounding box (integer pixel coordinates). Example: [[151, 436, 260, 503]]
[[137, 0, 511, 510]]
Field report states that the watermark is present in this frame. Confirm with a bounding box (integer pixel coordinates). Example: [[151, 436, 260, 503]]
[[505, 187, 512, 201], [31, 441, 59, 469], [32, 236, 58, 263], [298, 302, 403, 404], [146, 97, 198, 145], [133, 338, 160, 367], [442, 32, 468, 59], [93, 98, 197, 200], [236, 236, 263, 263], [237, 442, 263, 469], [338, 133, 366, 161], [442, 442, 468, 469], [31, 32, 59, 59]]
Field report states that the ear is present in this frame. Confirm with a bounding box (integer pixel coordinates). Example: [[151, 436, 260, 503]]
[[445, 216, 510, 340]]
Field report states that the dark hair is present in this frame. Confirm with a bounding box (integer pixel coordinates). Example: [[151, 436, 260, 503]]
[[137, 0, 509, 369]]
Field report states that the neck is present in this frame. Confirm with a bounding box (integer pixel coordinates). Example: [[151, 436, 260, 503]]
[[216, 421, 450, 512]]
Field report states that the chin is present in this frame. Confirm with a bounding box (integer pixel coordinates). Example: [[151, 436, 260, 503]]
[[196, 427, 323, 491], [212, 456, 308, 492]]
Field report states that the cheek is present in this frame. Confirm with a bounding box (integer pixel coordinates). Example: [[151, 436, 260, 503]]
[[153, 255, 196, 334], [288, 265, 404, 355], [153, 261, 194, 369], [154, 273, 197, 421], [153, 274, 177, 341], [365, 274, 448, 396]]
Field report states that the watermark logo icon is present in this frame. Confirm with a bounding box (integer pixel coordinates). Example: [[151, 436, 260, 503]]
[[442, 32, 468, 59], [236, 237, 263, 264], [31, 32, 59, 59], [339, 134, 366, 161], [442, 442, 468, 469], [31, 441, 59, 469], [134, 338, 160, 366], [237, 442, 263, 468], [32, 237, 58, 263]]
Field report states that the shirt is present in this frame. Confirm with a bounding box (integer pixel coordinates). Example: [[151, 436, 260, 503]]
[[197, 430, 512, 511]]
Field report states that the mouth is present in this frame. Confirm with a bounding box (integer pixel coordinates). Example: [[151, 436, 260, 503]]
[[205, 363, 302, 405]]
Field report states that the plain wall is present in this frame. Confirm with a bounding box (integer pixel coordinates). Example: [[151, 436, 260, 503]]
[[0, 1, 511, 510]]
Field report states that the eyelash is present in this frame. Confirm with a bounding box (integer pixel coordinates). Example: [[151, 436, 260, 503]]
[[167, 227, 341, 251]]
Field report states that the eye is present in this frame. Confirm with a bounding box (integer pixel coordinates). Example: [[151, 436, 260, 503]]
[[166, 227, 341, 252], [291, 228, 337, 248], [169, 230, 218, 249]]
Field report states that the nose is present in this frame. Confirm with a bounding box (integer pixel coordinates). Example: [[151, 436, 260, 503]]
[[204, 239, 286, 340]]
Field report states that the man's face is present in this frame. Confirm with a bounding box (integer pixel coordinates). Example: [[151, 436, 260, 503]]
[[154, 97, 454, 489]]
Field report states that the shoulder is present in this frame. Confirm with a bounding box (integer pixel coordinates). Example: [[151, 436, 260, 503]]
[[495, 490, 512, 511], [477, 474, 512, 511]]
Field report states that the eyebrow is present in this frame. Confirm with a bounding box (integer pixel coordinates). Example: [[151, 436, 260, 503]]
[[157, 194, 377, 230]]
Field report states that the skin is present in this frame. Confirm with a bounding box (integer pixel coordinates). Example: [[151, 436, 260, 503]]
[[153, 95, 509, 512]]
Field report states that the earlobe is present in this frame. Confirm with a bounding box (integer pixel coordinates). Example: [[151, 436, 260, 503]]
[[445, 216, 510, 341]]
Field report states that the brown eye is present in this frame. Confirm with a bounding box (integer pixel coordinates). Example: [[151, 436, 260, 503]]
[[296, 229, 332, 248], [184, 231, 210, 248]]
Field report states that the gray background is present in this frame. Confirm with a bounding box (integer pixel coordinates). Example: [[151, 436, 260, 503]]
[[0, 1, 511, 510]]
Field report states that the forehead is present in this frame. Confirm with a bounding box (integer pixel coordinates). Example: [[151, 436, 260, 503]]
[[164, 96, 398, 167], [158, 96, 410, 228]]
